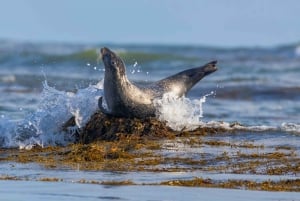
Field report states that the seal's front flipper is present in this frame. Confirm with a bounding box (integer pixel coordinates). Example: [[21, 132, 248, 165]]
[[98, 96, 111, 115]]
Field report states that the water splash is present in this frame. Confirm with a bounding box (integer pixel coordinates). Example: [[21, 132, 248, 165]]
[[154, 92, 215, 131], [153, 91, 300, 134], [130, 61, 142, 74], [0, 80, 103, 149]]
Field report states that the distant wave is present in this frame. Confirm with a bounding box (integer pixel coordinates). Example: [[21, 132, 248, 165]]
[[0, 48, 194, 67], [1, 39, 300, 67], [201, 121, 300, 135], [0, 48, 99, 66]]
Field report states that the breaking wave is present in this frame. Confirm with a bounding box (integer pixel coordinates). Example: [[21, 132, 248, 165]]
[[0, 80, 103, 149]]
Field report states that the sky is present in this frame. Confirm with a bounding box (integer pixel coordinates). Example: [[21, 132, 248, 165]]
[[0, 0, 299, 47]]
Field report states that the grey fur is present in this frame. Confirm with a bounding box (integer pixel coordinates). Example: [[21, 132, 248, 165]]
[[99, 47, 218, 118]]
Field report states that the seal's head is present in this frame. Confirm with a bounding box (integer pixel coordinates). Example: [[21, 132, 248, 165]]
[[101, 47, 126, 76]]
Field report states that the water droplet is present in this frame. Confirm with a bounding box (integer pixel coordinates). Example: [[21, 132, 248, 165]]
[[86, 63, 91, 66]]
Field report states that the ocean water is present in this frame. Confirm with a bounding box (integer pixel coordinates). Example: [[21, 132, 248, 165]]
[[0, 40, 300, 200], [0, 40, 299, 148]]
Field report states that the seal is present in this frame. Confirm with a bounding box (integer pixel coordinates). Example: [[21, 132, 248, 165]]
[[99, 47, 218, 118]]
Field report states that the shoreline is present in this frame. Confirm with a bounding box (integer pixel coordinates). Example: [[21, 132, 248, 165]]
[[0, 113, 299, 192]]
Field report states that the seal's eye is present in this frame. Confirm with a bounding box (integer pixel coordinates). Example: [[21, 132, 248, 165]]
[[111, 60, 117, 66]]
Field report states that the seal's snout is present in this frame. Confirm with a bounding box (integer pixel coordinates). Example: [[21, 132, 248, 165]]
[[101, 47, 115, 62], [101, 47, 110, 56]]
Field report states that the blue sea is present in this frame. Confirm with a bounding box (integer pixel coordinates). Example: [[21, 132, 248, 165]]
[[0, 40, 299, 200]]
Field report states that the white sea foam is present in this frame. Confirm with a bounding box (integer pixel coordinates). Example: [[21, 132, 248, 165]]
[[199, 121, 276, 132], [197, 121, 300, 135], [0, 80, 103, 149], [280, 122, 300, 134], [154, 92, 214, 131]]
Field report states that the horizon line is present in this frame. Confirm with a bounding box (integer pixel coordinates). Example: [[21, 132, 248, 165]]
[[1, 37, 299, 49]]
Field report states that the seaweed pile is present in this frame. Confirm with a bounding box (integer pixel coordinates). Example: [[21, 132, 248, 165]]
[[65, 112, 224, 143]]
